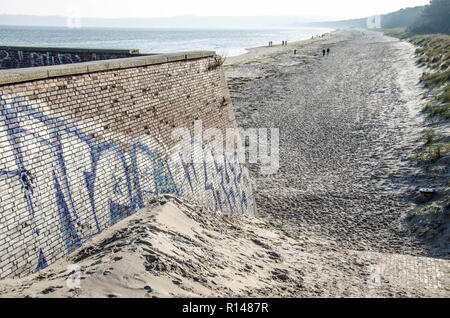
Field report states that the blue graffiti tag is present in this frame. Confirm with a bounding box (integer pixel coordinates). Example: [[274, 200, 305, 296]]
[[0, 98, 255, 277]]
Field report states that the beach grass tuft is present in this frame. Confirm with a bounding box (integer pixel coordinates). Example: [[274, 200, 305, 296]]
[[425, 128, 437, 144], [208, 56, 225, 71]]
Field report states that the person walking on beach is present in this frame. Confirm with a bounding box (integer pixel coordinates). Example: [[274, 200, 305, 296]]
[[322, 49, 326, 57], [327, 48, 330, 56]]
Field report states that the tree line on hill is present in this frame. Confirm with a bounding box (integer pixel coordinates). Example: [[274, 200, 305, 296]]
[[309, 0, 449, 35]]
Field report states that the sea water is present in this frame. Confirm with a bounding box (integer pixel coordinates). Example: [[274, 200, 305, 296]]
[[0, 25, 334, 57]]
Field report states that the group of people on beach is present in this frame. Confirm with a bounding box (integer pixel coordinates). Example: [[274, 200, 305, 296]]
[[269, 34, 329, 48], [266, 38, 330, 57], [268, 40, 288, 47]]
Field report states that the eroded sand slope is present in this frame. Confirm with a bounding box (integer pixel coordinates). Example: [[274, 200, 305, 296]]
[[0, 196, 448, 298]]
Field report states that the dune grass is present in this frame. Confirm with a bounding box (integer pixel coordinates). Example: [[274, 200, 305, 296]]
[[411, 34, 450, 70], [410, 34, 450, 122], [381, 30, 449, 243]]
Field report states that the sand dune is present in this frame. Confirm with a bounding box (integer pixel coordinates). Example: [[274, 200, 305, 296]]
[[0, 195, 448, 298], [0, 197, 307, 298]]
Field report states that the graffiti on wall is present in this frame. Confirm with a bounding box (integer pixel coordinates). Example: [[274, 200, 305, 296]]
[[0, 98, 255, 277], [0, 50, 125, 70]]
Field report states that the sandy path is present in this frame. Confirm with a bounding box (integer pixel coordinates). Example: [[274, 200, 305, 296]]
[[226, 30, 442, 257]]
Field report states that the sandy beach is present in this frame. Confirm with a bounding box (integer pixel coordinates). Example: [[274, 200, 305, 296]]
[[0, 30, 448, 298]]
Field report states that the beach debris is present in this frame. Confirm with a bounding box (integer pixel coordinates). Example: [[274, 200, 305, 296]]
[[415, 188, 436, 203]]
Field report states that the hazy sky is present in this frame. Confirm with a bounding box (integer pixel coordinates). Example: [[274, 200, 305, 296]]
[[0, 0, 431, 19]]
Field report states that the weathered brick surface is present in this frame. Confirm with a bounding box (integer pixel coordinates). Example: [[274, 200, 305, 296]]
[[0, 55, 255, 278]]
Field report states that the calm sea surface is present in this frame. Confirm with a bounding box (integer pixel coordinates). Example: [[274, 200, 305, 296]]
[[0, 25, 334, 57]]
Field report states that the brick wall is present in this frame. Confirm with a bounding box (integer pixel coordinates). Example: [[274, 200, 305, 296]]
[[0, 52, 256, 278], [0, 46, 141, 70]]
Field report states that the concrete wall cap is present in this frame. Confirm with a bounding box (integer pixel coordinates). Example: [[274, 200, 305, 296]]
[[0, 51, 217, 86], [47, 64, 89, 77]]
